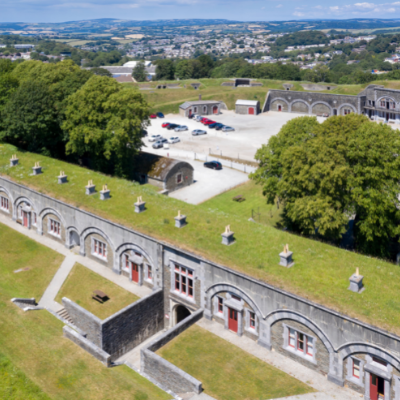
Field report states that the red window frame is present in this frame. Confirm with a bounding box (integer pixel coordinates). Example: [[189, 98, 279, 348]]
[[249, 311, 256, 329], [94, 239, 107, 258], [289, 328, 313, 356], [147, 265, 152, 281], [352, 359, 360, 378], [32, 212, 37, 225], [1, 196, 9, 210], [49, 218, 60, 236], [218, 297, 223, 313], [174, 264, 194, 298], [125, 254, 130, 269], [380, 100, 386, 107]]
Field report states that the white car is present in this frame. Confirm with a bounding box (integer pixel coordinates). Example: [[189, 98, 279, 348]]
[[174, 125, 188, 132], [222, 126, 235, 132], [148, 134, 162, 142], [192, 129, 207, 136], [168, 137, 180, 144], [195, 115, 203, 122]]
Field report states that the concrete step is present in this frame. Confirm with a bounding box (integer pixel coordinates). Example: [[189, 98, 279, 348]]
[[57, 308, 74, 324]]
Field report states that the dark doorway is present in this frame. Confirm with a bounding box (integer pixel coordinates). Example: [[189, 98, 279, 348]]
[[69, 231, 80, 247], [333, 109, 337, 116], [176, 305, 191, 324], [370, 373, 385, 400]]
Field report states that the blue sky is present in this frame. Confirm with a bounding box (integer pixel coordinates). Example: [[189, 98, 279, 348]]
[[1, 0, 400, 23]]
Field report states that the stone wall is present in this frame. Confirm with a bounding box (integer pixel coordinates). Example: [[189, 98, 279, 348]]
[[0, 189, 12, 217], [141, 309, 204, 394], [102, 289, 164, 360], [62, 297, 102, 347], [42, 212, 65, 244], [63, 326, 111, 367], [165, 163, 194, 193], [84, 232, 114, 269]]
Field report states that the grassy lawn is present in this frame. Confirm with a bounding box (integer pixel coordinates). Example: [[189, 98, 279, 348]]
[[2, 143, 400, 335], [55, 263, 140, 319], [201, 180, 283, 228], [0, 351, 51, 400], [0, 223, 170, 400], [157, 325, 314, 400]]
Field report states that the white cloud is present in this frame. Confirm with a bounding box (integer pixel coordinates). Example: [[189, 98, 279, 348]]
[[330, 5, 339, 10], [293, 11, 304, 15], [354, 2, 376, 7], [276, 4, 283, 7]]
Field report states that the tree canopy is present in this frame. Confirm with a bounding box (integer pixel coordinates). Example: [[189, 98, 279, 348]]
[[132, 61, 147, 82], [251, 115, 400, 256]]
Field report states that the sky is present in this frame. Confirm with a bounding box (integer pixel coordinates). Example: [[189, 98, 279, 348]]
[[2, 0, 400, 23]]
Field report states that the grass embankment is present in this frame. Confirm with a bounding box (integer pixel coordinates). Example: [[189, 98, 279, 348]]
[[157, 325, 314, 400], [123, 78, 400, 114], [201, 180, 282, 228], [0, 223, 170, 400], [55, 263, 140, 319], [2, 144, 400, 334], [0, 352, 51, 400]]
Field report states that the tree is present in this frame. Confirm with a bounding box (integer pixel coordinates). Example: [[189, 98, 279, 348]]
[[0, 81, 62, 156], [155, 59, 175, 81], [90, 67, 112, 77], [132, 61, 147, 82], [251, 115, 400, 256], [175, 60, 194, 80], [0, 74, 19, 113], [63, 75, 150, 177]]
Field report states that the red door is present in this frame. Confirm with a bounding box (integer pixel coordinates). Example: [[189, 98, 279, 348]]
[[188, 109, 192, 117], [228, 308, 238, 333], [248, 107, 254, 115], [370, 374, 384, 400], [213, 106, 218, 114], [22, 211, 28, 227], [131, 263, 139, 283], [278, 105, 282, 112]]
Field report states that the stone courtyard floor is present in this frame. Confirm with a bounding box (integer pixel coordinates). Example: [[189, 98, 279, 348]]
[[1, 213, 361, 400]]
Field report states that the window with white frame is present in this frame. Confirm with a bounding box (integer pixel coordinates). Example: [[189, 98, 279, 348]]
[[0, 196, 9, 211], [249, 311, 256, 330], [380, 100, 386, 108], [32, 212, 37, 226], [194, 107, 198, 113], [147, 265, 152, 281], [174, 264, 194, 299], [352, 359, 360, 378], [344, 108, 352, 115], [203, 106, 207, 113], [49, 218, 61, 237], [288, 328, 314, 357], [93, 238, 107, 259], [346, 356, 364, 387]]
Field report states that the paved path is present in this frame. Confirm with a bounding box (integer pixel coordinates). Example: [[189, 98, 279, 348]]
[[196, 319, 360, 400], [0, 214, 152, 312], [38, 254, 76, 312]]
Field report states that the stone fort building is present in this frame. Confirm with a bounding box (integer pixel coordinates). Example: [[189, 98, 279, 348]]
[[4, 171, 400, 400], [263, 84, 400, 124]]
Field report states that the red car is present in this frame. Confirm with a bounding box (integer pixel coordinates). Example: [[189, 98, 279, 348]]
[[162, 122, 170, 128], [150, 114, 157, 119], [204, 120, 216, 125]]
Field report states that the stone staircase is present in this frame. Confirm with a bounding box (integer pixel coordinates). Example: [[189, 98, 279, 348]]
[[57, 308, 74, 324]]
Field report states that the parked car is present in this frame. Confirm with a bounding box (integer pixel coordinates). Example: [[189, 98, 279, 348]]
[[168, 137, 180, 144], [157, 112, 164, 118], [204, 161, 222, 170], [204, 120, 216, 126], [209, 123, 224, 129], [194, 115, 203, 122], [192, 129, 207, 136], [215, 125, 225, 131], [175, 125, 188, 132], [188, 114, 195, 119], [152, 138, 168, 149], [167, 123, 179, 130], [222, 126, 235, 132], [200, 118, 210, 124], [162, 122, 171, 128], [149, 114, 157, 119], [148, 134, 162, 142]]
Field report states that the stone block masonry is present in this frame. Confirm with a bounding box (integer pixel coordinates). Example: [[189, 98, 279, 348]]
[[141, 309, 204, 394], [63, 290, 164, 362]]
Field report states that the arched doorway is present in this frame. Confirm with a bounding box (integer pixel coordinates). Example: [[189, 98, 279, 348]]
[[69, 230, 80, 247], [175, 305, 191, 324], [278, 105, 282, 112], [213, 105, 218, 114]]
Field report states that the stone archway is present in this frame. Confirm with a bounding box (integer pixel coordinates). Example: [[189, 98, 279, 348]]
[[175, 305, 191, 324]]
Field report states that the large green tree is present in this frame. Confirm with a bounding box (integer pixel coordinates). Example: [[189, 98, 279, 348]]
[[63, 75, 149, 177], [251, 115, 400, 256], [155, 59, 175, 81]]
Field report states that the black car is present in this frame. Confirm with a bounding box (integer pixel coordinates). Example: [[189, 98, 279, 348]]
[[204, 161, 222, 170], [157, 112, 164, 118], [167, 123, 179, 130]]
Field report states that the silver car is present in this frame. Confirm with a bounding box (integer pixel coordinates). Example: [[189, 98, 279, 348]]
[[192, 129, 207, 136], [174, 125, 188, 132], [168, 137, 180, 144], [222, 126, 235, 132], [148, 134, 162, 142]]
